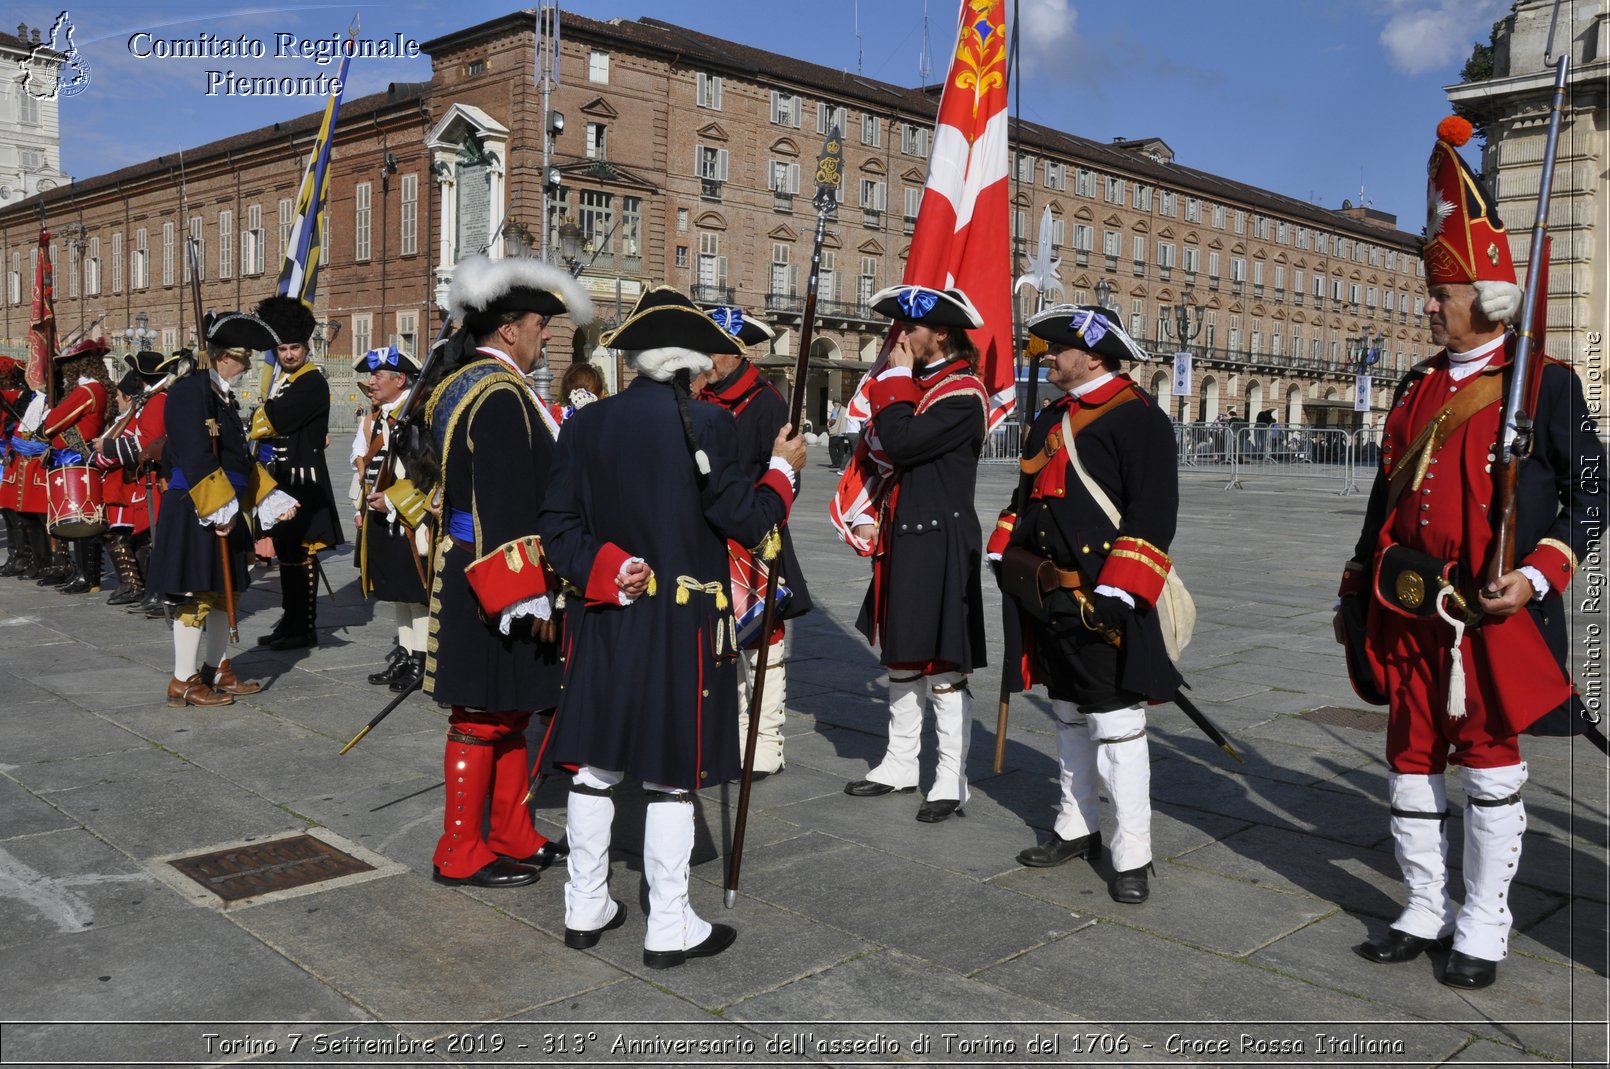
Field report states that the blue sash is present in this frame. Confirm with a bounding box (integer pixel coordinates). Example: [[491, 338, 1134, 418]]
[[443, 507, 475, 543], [168, 466, 248, 492], [48, 449, 85, 467], [9, 437, 47, 457]]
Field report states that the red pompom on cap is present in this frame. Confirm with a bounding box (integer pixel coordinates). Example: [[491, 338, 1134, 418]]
[[1437, 115, 1474, 147]]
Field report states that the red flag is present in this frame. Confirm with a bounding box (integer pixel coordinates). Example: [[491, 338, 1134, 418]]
[[831, 0, 1012, 551], [26, 228, 56, 400]]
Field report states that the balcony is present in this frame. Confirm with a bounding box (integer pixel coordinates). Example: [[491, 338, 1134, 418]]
[[1253, 284, 1264, 298], [765, 292, 804, 315], [1135, 259, 1148, 277], [690, 283, 734, 305], [773, 192, 794, 213], [863, 208, 882, 229], [700, 178, 723, 200], [903, 215, 916, 235], [1104, 255, 1119, 272]]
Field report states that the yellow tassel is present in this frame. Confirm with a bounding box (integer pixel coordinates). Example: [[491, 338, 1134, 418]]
[[676, 585, 690, 606], [715, 590, 729, 611], [647, 574, 658, 597], [755, 527, 782, 563]]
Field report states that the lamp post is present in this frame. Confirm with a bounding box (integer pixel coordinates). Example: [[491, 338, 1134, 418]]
[[123, 311, 154, 353], [1161, 290, 1203, 424], [1092, 277, 1115, 312], [1347, 330, 1385, 428]]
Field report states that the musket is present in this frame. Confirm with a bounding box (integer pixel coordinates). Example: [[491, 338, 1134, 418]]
[[187, 234, 237, 642], [53, 312, 108, 358], [339, 677, 420, 755], [1484, 55, 1569, 595], [726, 127, 844, 909], [994, 206, 1063, 773]]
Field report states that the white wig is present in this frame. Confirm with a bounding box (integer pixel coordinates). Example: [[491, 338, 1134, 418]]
[[624, 346, 712, 382]]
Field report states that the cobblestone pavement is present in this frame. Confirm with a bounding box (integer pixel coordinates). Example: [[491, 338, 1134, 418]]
[[0, 453, 1603, 1067]]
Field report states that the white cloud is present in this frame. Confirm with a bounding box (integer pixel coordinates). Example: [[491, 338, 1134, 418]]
[[1019, 0, 1078, 77], [1379, 0, 1509, 76]]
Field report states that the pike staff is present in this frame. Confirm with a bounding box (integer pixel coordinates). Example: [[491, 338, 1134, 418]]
[[725, 126, 844, 908]]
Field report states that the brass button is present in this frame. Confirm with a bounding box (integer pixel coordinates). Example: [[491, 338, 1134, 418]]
[[1081, 545, 1091, 554]]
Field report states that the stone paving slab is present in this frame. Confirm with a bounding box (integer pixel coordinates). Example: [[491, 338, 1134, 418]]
[[0, 828, 180, 952]]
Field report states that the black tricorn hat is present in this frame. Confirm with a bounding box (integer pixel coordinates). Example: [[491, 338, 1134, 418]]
[[255, 295, 317, 347], [601, 286, 744, 356], [1026, 304, 1149, 365], [869, 284, 984, 329], [205, 311, 280, 354], [124, 349, 184, 380], [115, 371, 145, 396], [354, 344, 422, 376], [709, 306, 776, 347]]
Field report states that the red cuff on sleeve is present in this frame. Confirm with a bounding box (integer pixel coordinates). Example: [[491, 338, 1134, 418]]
[[585, 542, 634, 607], [1521, 543, 1574, 588], [758, 467, 796, 515], [986, 513, 1015, 557], [1096, 535, 1170, 607], [463, 536, 550, 616], [1337, 563, 1368, 599], [868, 373, 923, 415]]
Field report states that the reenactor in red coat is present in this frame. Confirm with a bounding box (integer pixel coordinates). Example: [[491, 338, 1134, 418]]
[[989, 305, 1180, 905], [1336, 117, 1607, 990], [92, 350, 175, 606], [842, 285, 989, 824], [38, 338, 113, 593]]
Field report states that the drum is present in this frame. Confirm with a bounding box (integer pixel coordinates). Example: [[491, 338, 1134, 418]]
[[728, 542, 791, 650], [47, 463, 108, 538]]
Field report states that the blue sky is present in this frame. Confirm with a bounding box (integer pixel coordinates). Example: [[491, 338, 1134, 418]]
[[20, 0, 1511, 232]]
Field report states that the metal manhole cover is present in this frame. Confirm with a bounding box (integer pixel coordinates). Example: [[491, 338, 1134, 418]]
[[168, 834, 374, 902], [1302, 706, 1389, 732]]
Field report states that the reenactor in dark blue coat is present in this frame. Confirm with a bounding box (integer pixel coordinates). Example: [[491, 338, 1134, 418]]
[[539, 287, 805, 968], [698, 306, 813, 778], [147, 312, 301, 708], [422, 255, 592, 889], [842, 285, 989, 824], [989, 304, 1180, 905], [249, 296, 344, 651]]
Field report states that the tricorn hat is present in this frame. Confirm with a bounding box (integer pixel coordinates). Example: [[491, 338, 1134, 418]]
[[1026, 304, 1150, 365], [448, 254, 594, 335], [709, 306, 776, 347], [1424, 115, 1522, 322], [354, 344, 422, 376], [124, 349, 184, 381], [255, 295, 318, 347], [205, 311, 281, 354], [869, 284, 984, 329], [601, 286, 742, 380], [116, 371, 145, 397]]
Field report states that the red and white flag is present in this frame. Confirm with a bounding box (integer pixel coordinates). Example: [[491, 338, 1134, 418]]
[[830, 0, 1012, 552]]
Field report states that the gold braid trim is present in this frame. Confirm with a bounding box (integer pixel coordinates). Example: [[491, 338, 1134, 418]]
[[1535, 537, 1578, 575], [1108, 548, 1169, 580]]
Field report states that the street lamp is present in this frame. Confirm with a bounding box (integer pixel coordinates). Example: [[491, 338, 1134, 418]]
[[1161, 290, 1204, 424], [557, 219, 584, 271], [1347, 331, 1386, 372], [1093, 277, 1115, 310], [123, 311, 154, 352]]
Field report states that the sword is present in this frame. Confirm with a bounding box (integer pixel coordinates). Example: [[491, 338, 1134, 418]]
[[338, 677, 420, 755]]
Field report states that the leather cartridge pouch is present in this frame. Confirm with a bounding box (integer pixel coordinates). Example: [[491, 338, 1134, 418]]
[[999, 545, 1059, 619], [1374, 543, 1462, 620]]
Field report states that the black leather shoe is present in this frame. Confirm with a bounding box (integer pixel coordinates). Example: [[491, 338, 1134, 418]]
[[389, 652, 425, 693], [1440, 950, 1498, 990], [643, 922, 736, 969], [255, 620, 288, 646], [1353, 929, 1452, 965], [751, 766, 784, 781], [916, 799, 963, 823], [564, 899, 627, 949], [1111, 865, 1151, 904], [1017, 831, 1102, 868], [106, 585, 143, 606], [507, 836, 569, 870], [59, 576, 98, 594], [433, 857, 539, 888], [844, 779, 915, 797], [367, 645, 406, 685], [266, 630, 318, 651]]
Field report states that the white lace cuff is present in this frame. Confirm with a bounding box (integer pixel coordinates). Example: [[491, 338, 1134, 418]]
[[768, 455, 798, 491], [498, 593, 553, 635], [202, 498, 240, 528], [1519, 564, 1549, 600], [618, 556, 646, 606], [1095, 583, 1135, 609], [257, 489, 300, 529]]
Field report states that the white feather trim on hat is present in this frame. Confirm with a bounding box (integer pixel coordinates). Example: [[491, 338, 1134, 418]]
[[625, 347, 714, 382], [447, 254, 595, 325], [1472, 280, 1522, 325]]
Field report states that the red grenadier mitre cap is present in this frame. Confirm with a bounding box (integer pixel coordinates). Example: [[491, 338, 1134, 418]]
[[1423, 116, 1517, 289]]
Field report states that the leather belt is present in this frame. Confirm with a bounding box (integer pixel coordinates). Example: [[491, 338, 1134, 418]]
[[1055, 567, 1087, 591]]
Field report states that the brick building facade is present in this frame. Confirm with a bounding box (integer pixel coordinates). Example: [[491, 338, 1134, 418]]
[[1, 10, 1431, 434]]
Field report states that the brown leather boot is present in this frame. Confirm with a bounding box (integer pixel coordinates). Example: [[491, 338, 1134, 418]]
[[167, 674, 234, 708], [200, 659, 262, 696]]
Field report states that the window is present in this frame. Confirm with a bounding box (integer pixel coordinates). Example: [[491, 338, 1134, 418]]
[[1313, 273, 1325, 299], [217, 210, 232, 278], [1157, 242, 1175, 269], [1297, 227, 1311, 250], [1185, 197, 1202, 223], [579, 190, 612, 253], [1051, 218, 1065, 247], [818, 250, 837, 302], [1273, 265, 1284, 292], [1400, 293, 1410, 315], [1043, 161, 1065, 191], [677, 208, 689, 233], [1103, 229, 1121, 258], [858, 255, 878, 305], [1349, 282, 1362, 307], [1015, 153, 1036, 182], [858, 179, 887, 214], [861, 113, 882, 146], [584, 122, 608, 160], [1104, 175, 1125, 203], [352, 313, 372, 360], [1331, 278, 1344, 302], [396, 310, 418, 356], [1252, 260, 1264, 287], [66, 241, 78, 298], [1293, 269, 1304, 296], [1271, 332, 1282, 356], [1233, 210, 1245, 234], [1130, 299, 1145, 338], [903, 185, 922, 223], [1366, 285, 1378, 309], [696, 72, 723, 109], [19, 92, 39, 125], [1133, 184, 1152, 211], [19, 147, 44, 171], [770, 91, 800, 127], [278, 199, 293, 264], [1158, 190, 1176, 217], [1250, 329, 1261, 355], [770, 243, 794, 296], [1133, 235, 1147, 264], [242, 204, 263, 275], [695, 144, 730, 189], [111, 233, 122, 293], [816, 101, 847, 135], [770, 160, 801, 195], [400, 175, 418, 256], [84, 237, 100, 296], [466, 59, 485, 77], [7, 252, 19, 304], [1076, 169, 1095, 197], [1013, 209, 1027, 240], [1385, 249, 1398, 270], [1230, 257, 1246, 283], [1209, 251, 1221, 278], [133, 228, 148, 290], [1277, 221, 1290, 244], [1072, 223, 1093, 253], [1182, 246, 1200, 274], [1212, 203, 1226, 229], [621, 197, 642, 259], [354, 181, 372, 262], [1254, 215, 1270, 240], [588, 49, 609, 83], [697, 231, 727, 292], [902, 123, 930, 156], [675, 245, 688, 268]]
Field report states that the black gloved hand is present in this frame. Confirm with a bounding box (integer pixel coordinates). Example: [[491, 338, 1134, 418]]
[[1086, 592, 1132, 634]]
